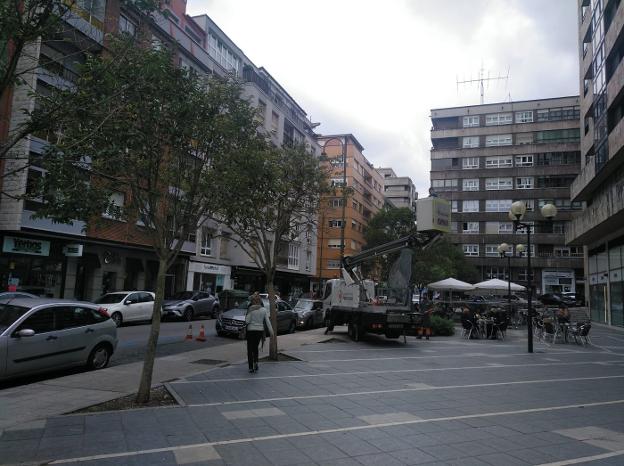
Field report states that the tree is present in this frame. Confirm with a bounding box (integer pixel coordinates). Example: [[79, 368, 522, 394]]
[[363, 207, 479, 291], [29, 40, 263, 402], [212, 142, 329, 360], [362, 206, 415, 280]]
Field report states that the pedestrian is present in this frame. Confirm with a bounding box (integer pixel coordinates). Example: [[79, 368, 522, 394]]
[[556, 303, 570, 324], [245, 292, 273, 373], [418, 305, 434, 340]]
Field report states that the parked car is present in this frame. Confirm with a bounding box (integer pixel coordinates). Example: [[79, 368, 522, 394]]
[[539, 293, 576, 306], [561, 292, 584, 306], [0, 298, 117, 380], [94, 291, 157, 327], [293, 299, 324, 329], [162, 291, 219, 321], [0, 292, 38, 301], [501, 294, 528, 305], [215, 298, 297, 338]]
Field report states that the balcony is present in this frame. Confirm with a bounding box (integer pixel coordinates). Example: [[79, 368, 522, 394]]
[[605, 0, 624, 53], [431, 119, 579, 140], [607, 55, 624, 110]]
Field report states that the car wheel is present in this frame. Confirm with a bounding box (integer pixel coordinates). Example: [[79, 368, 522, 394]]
[[288, 321, 296, 334], [183, 307, 194, 322], [111, 312, 123, 327], [87, 344, 112, 370]]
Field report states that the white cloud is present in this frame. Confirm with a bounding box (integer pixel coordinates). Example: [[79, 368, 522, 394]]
[[187, 0, 578, 194]]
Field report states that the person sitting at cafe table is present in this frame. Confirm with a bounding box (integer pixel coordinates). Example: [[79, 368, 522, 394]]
[[556, 304, 570, 324]]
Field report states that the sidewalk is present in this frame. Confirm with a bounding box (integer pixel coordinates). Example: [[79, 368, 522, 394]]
[[0, 328, 330, 433]]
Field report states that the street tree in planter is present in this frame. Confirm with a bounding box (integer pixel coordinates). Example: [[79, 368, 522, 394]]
[[212, 143, 329, 360], [28, 40, 263, 403]]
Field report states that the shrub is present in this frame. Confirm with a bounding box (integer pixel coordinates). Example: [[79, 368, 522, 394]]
[[429, 315, 455, 336]]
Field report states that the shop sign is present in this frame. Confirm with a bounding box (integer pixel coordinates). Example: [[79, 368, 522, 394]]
[[189, 261, 231, 275], [63, 244, 83, 257], [3, 236, 50, 256]]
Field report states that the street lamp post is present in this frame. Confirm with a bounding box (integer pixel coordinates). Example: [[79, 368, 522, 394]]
[[497, 242, 512, 313], [508, 201, 558, 353]]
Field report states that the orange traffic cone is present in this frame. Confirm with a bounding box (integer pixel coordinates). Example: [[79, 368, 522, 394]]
[[185, 324, 193, 341], [196, 324, 207, 342]]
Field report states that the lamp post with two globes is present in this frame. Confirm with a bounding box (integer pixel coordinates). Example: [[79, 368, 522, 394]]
[[508, 201, 558, 353]]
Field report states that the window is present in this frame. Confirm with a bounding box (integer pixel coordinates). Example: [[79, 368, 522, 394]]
[[462, 136, 479, 148], [305, 250, 312, 272], [102, 192, 124, 220], [463, 244, 479, 256], [485, 199, 512, 212], [524, 199, 535, 211], [485, 177, 513, 190], [463, 116, 479, 127], [515, 111, 533, 123], [516, 177, 534, 189], [554, 247, 571, 257], [486, 267, 507, 280], [327, 239, 342, 248], [485, 245, 500, 257], [431, 179, 458, 191], [499, 222, 513, 233], [485, 134, 512, 146], [288, 244, 299, 270], [516, 244, 535, 256], [535, 129, 580, 144], [462, 222, 479, 233], [516, 133, 534, 145], [462, 157, 479, 169], [451, 200, 458, 212], [76, 0, 106, 23], [200, 228, 213, 256], [269, 111, 280, 134], [257, 99, 266, 124], [330, 178, 346, 187], [514, 222, 534, 235], [536, 175, 577, 188], [329, 198, 344, 208], [463, 178, 479, 191], [17, 308, 56, 333], [327, 259, 341, 269], [485, 113, 512, 126], [118, 14, 136, 37], [462, 200, 479, 212], [208, 33, 241, 75], [328, 219, 343, 228], [485, 156, 512, 168], [515, 155, 534, 167]]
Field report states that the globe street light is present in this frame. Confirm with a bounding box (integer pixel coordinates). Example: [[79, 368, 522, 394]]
[[509, 201, 557, 353]]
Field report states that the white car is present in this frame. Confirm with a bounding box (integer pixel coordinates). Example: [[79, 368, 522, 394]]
[[94, 291, 157, 327]]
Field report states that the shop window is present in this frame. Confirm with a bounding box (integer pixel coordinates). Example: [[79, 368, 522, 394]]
[[200, 228, 213, 256]]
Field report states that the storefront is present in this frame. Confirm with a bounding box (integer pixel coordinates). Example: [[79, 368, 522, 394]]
[[588, 236, 624, 326], [186, 261, 231, 294], [1, 235, 63, 297]]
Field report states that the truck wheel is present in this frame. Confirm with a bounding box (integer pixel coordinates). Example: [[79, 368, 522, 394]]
[[353, 324, 362, 342], [325, 315, 334, 333]]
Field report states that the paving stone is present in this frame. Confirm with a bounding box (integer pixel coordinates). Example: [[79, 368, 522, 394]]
[[389, 447, 438, 465], [353, 452, 407, 466]]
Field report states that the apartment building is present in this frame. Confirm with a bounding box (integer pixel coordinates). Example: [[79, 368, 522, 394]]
[[430, 97, 584, 295], [567, 0, 624, 326], [315, 134, 384, 290], [0, 0, 320, 300], [376, 167, 418, 209]]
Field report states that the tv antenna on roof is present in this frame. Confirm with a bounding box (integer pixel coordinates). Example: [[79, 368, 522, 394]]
[[456, 64, 510, 104]]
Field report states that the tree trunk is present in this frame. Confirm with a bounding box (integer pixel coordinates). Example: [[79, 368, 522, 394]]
[[136, 257, 167, 403], [267, 280, 278, 360]]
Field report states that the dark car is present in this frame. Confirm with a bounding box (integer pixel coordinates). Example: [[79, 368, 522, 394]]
[[0, 292, 38, 301], [0, 298, 117, 380], [215, 298, 297, 338], [539, 293, 576, 306], [162, 291, 219, 321], [294, 299, 324, 329]]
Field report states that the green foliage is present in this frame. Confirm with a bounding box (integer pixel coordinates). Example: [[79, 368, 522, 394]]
[[429, 315, 455, 336], [361, 207, 479, 286]]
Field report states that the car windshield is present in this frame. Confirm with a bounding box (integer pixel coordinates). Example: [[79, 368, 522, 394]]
[[170, 291, 194, 300], [0, 304, 30, 332], [295, 300, 314, 310], [94, 293, 127, 304]]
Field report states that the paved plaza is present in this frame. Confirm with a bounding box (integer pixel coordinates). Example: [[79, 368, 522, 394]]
[[3, 326, 624, 465]]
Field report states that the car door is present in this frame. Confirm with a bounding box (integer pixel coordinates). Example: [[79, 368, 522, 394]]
[[139, 292, 155, 321], [54, 306, 96, 365], [313, 302, 324, 326], [194, 292, 208, 316], [6, 307, 64, 376], [121, 293, 143, 322]]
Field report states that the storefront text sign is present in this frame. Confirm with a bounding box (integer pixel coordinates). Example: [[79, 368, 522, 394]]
[[3, 236, 50, 256], [63, 244, 83, 257]]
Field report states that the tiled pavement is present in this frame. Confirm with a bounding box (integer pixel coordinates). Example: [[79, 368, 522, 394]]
[[3, 326, 624, 465]]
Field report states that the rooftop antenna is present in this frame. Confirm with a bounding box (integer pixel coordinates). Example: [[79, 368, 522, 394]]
[[456, 64, 509, 104]]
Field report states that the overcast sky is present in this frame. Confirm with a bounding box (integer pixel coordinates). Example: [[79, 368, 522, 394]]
[[187, 0, 579, 195]]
